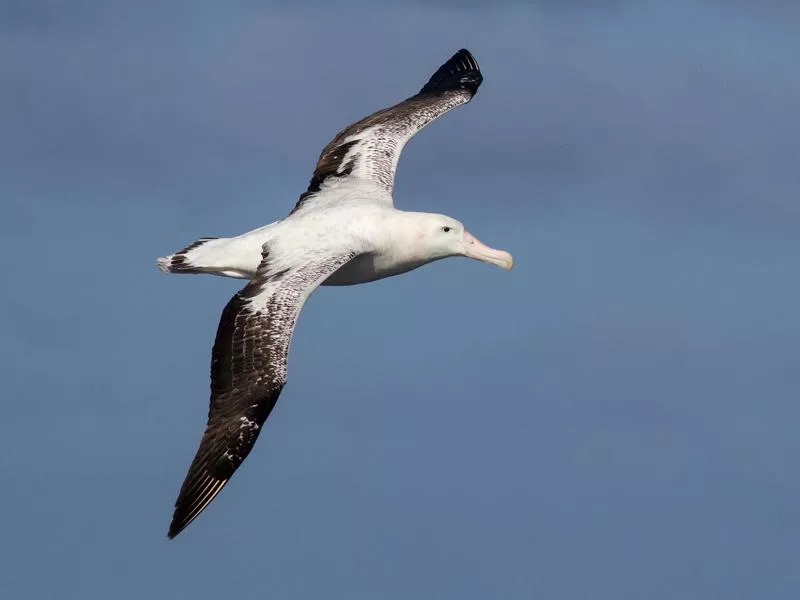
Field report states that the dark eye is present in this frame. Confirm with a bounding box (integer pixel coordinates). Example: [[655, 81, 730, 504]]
[[442, 226, 451, 233]]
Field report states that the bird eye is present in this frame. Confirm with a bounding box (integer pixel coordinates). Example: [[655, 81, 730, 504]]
[[442, 226, 451, 233]]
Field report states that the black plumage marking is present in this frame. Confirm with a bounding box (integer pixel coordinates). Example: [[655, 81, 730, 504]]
[[166, 237, 218, 273], [292, 141, 360, 213], [305, 139, 360, 195]]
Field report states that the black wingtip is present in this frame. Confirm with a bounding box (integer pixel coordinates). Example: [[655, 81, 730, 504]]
[[419, 48, 483, 97], [167, 472, 228, 539], [166, 512, 192, 540], [167, 512, 185, 539], [167, 526, 183, 540]]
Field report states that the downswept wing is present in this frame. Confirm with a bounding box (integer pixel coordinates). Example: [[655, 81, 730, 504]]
[[167, 246, 357, 538], [291, 48, 483, 213]]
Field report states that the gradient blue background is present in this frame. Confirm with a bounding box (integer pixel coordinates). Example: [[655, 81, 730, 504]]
[[2, 1, 799, 598]]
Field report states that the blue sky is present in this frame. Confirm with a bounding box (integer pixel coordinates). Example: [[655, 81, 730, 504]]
[[2, 1, 799, 598]]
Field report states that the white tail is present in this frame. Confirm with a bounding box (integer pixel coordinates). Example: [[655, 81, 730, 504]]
[[157, 222, 280, 280]]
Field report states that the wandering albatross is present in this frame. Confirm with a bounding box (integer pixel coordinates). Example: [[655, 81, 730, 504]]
[[158, 49, 512, 538]]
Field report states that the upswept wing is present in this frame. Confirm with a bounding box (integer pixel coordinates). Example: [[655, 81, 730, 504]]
[[291, 49, 483, 213]]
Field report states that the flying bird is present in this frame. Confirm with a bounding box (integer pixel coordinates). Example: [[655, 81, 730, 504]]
[[158, 49, 512, 538]]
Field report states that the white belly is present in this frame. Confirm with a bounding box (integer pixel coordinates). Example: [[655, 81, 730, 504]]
[[322, 253, 429, 286]]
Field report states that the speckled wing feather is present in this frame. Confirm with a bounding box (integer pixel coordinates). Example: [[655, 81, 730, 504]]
[[167, 246, 357, 538], [291, 49, 483, 213]]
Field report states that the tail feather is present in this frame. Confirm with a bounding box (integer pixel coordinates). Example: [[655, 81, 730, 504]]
[[157, 237, 219, 275], [158, 221, 279, 279]]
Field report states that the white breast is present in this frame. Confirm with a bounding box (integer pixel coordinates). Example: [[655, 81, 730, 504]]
[[322, 253, 431, 286]]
